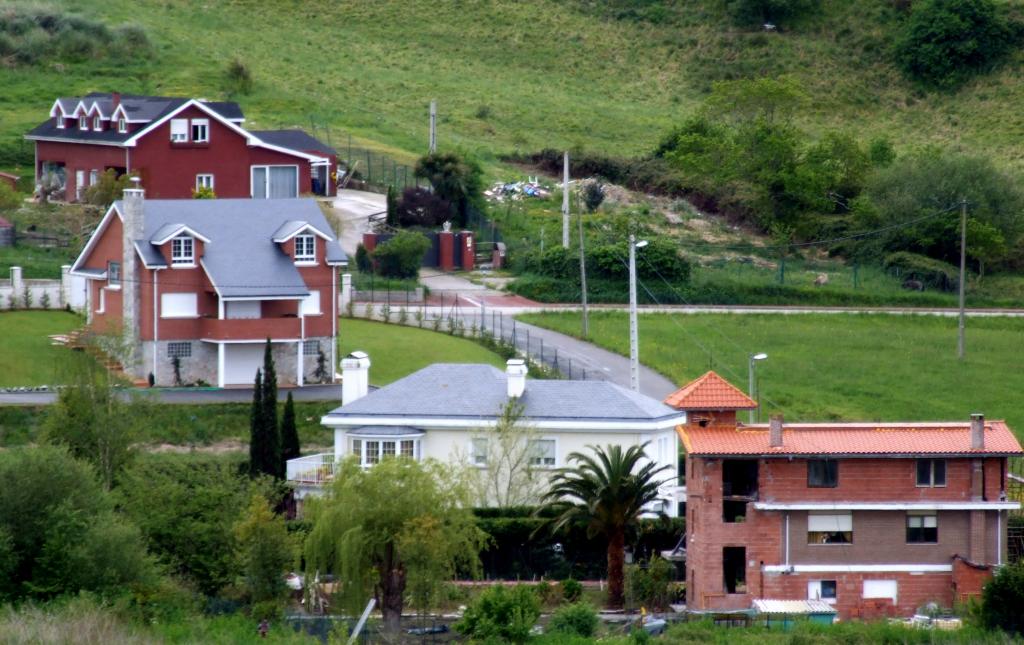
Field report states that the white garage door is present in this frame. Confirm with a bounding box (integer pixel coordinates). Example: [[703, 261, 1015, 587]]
[[223, 344, 266, 386]]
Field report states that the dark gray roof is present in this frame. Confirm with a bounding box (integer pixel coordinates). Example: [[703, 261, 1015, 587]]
[[252, 129, 336, 156], [328, 364, 682, 424], [115, 198, 346, 298], [133, 241, 167, 268], [27, 94, 243, 144]]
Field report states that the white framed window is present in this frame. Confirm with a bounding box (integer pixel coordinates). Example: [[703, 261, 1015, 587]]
[[808, 580, 837, 604], [528, 439, 556, 467], [161, 292, 198, 318], [862, 580, 897, 603], [79, 116, 88, 131], [167, 342, 192, 358], [353, 437, 420, 466], [808, 512, 852, 544], [365, 440, 380, 465], [107, 261, 121, 287], [117, 118, 127, 133], [401, 440, 415, 458], [906, 512, 938, 544], [89, 169, 98, 186], [170, 118, 188, 142], [93, 116, 102, 131], [470, 438, 488, 467], [191, 118, 209, 143], [295, 234, 316, 263], [171, 236, 194, 266], [351, 439, 362, 462], [56, 117, 65, 129], [195, 174, 214, 191], [303, 340, 319, 356], [251, 165, 299, 199], [300, 291, 321, 316]]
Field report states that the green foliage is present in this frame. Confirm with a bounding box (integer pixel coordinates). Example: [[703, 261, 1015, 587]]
[[624, 557, 673, 611], [43, 355, 145, 489], [371, 230, 430, 279], [396, 186, 452, 227], [385, 184, 398, 227], [234, 495, 294, 604], [225, 57, 254, 95], [354, 243, 371, 273], [547, 601, 599, 638], [0, 181, 20, 211], [414, 151, 484, 228], [539, 443, 670, 608], [304, 458, 486, 631], [850, 150, 1024, 272], [118, 453, 272, 596], [0, 6, 152, 65], [0, 445, 155, 601], [590, 239, 691, 283], [895, 0, 1015, 89], [561, 578, 583, 603], [192, 185, 216, 199], [982, 559, 1024, 634], [250, 342, 282, 479], [883, 251, 959, 291], [83, 169, 131, 208], [581, 181, 606, 213], [454, 584, 540, 644], [726, 0, 820, 26], [280, 392, 300, 467]]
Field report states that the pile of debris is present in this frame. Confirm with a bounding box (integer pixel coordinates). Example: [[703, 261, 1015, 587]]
[[484, 178, 552, 202]]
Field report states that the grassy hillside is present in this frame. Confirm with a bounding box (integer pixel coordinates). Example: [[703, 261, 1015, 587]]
[[2, 0, 1024, 175], [520, 311, 1024, 438]]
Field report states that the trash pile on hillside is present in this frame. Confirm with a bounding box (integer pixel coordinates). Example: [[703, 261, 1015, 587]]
[[484, 178, 552, 201]]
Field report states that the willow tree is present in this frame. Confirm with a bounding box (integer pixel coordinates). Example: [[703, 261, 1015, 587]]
[[539, 443, 669, 609], [303, 458, 486, 632]]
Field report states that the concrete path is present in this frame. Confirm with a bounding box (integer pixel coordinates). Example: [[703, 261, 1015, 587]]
[[328, 189, 386, 255]]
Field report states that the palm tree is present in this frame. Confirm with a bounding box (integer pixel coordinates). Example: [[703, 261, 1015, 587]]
[[538, 443, 669, 609]]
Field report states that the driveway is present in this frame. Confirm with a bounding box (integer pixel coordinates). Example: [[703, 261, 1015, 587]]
[[327, 189, 386, 255]]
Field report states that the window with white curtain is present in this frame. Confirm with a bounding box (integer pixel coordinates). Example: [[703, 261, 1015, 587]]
[[170, 118, 188, 142], [808, 512, 852, 544], [528, 439, 556, 467]]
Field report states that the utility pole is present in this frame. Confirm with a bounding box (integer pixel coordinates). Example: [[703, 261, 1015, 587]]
[[429, 99, 437, 154], [578, 200, 589, 338], [561, 151, 570, 248], [957, 197, 967, 360], [628, 233, 640, 392]]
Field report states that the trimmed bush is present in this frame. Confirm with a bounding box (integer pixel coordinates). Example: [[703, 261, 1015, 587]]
[[547, 602, 599, 637], [371, 230, 430, 279], [455, 585, 540, 644], [561, 578, 583, 603]]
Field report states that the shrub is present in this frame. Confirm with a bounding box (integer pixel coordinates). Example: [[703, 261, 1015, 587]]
[[895, 0, 1015, 88], [83, 169, 131, 207], [192, 186, 216, 199], [0, 181, 20, 211], [625, 557, 674, 611], [226, 57, 254, 95], [581, 180, 606, 213], [0, 8, 151, 66], [547, 602, 599, 637], [354, 243, 372, 273], [561, 578, 583, 603], [455, 585, 540, 644], [396, 187, 452, 227], [982, 560, 1024, 634], [726, 0, 820, 26], [371, 230, 430, 279]]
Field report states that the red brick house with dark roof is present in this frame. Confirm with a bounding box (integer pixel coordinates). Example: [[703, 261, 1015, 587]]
[[25, 93, 336, 202], [666, 371, 1022, 619]]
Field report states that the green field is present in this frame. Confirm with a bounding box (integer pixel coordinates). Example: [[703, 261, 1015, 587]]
[[3, 1, 1024, 173], [338, 317, 505, 385], [519, 311, 1024, 436], [0, 310, 83, 386]]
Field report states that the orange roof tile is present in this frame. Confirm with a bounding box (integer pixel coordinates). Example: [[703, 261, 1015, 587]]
[[679, 420, 1024, 457], [664, 371, 757, 410]]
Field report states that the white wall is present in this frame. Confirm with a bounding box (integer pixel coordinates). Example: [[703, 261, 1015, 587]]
[[0, 266, 84, 312]]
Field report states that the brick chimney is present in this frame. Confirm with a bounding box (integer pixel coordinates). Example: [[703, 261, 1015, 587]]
[[506, 359, 527, 398], [341, 351, 371, 405], [121, 177, 144, 371], [111, 91, 121, 108], [970, 413, 985, 450], [769, 414, 784, 448]]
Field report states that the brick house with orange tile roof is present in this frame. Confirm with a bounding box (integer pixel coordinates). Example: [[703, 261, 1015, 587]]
[[665, 371, 1022, 619]]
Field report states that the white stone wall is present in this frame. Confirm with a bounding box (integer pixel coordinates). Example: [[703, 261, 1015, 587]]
[[0, 266, 87, 313]]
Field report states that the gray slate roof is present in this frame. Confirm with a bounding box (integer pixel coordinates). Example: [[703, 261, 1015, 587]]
[[28, 93, 243, 144], [115, 198, 347, 298], [327, 364, 682, 425], [252, 129, 336, 156]]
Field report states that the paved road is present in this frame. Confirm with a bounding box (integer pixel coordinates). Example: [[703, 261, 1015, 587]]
[[0, 384, 343, 407], [328, 189, 386, 255]]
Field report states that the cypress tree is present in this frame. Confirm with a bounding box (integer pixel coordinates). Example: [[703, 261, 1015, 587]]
[[280, 392, 300, 474], [261, 339, 281, 478], [249, 368, 264, 478], [385, 184, 398, 227]]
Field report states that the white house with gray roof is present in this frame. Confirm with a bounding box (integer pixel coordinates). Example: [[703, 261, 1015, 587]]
[[287, 356, 687, 513]]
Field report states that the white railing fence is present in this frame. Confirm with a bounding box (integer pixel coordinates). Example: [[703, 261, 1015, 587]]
[[286, 453, 337, 485]]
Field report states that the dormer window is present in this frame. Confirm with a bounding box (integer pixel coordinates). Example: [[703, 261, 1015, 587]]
[[56, 116, 65, 129], [295, 234, 316, 263], [79, 116, 88, 131], [171, 236, 195, 266], [93, 116, 102, 131], [117, 118, 127, 133]]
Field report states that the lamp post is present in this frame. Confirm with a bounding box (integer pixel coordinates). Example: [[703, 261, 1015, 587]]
[[748, 353, 767, 424], [628, 235, 648, 392]]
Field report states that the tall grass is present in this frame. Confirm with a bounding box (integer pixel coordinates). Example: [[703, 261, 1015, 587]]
[[0, 598, 157, 645]]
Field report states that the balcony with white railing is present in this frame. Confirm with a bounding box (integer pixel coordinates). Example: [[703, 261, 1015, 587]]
[[286, 453, 336, 492]]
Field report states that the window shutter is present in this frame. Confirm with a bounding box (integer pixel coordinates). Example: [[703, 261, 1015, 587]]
[[301, 291, 321, 315], [808, 513, 852, 532], [170, 118, 188, 141], [161, 292, 198, 318]]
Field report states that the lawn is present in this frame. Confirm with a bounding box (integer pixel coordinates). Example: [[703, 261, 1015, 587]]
[[519, 311, 1024, 437], [0, 310, 84, 386], [338, 317, 505, 385]]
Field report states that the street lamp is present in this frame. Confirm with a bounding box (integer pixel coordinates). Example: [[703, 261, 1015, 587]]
[[628, 236, 648, 392], [748, 353, 767, 424]]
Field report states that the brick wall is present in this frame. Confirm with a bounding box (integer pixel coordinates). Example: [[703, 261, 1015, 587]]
[[762, 571, 954, 619]]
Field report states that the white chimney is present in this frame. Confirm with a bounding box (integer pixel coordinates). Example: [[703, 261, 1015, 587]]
[[769, 414, 784, 448], [970, 413, 985, 450], [506, 359, 527, 398], [341, 351, 371, 405], [121, 177, 144, 370]]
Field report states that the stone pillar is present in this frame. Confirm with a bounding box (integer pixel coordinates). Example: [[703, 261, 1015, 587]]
[[438, 231, 454, 271], [340, 273, 352, 311], [10, 266, 23, 296], [459, 230, 475, 270], [60, 264, 70, 308], [122, 179, 145, 372]]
